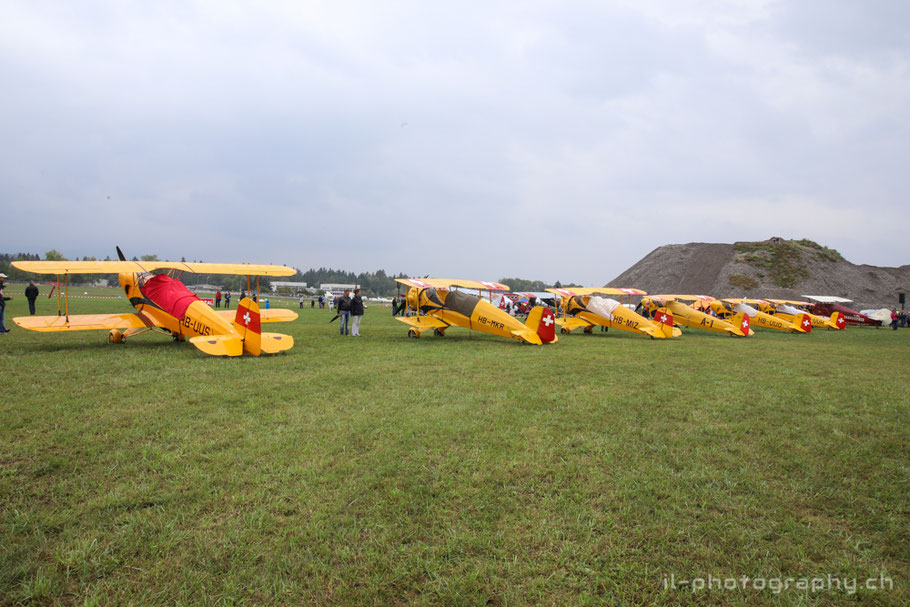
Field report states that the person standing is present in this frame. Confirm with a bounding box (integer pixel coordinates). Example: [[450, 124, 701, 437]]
[[351, 288, 365, 336], [891, 309, 899, 330], [215, 290, 222, 308], [337, 289, 353, 335], [25, 281, 39, 315], [224, 292, 231, 309], [299, 294, 305, 309], [0, 274, 11, 333]]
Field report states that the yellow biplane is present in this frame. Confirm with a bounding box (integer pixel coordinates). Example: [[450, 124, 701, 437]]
[[546, 287, 680, 339], [641, 295, 753, 337], [766, 299, 845, 330], [395, 278, 557, 344], [12, 248, 298, 356], [713, 298, 812, 333]]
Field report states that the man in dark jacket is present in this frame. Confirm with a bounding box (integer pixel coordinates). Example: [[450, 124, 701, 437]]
[[337, 289, 353, 335], [25, 281, 39, 315], [351, 288, 365, 336], [0, 274, 11, 333]]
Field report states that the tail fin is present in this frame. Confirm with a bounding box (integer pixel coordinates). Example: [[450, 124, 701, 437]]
[[524, 306, 557, 343], [234, 297, 262, 355], [730, 312, 751, 336], [795, 312, 812, 333], [653, 308, 675, 338], [831, 311, 846, 330]]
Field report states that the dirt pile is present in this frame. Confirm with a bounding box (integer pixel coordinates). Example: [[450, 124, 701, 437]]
[[608, 238, 909, 309]]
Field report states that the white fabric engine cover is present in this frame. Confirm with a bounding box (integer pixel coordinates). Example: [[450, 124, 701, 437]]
[[778, 304, 803, 316], [733, 302, 758, 317], [587, 296, 622, 320]]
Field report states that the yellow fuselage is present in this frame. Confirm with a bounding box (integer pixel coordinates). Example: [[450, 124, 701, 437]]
[[644, 298, 751, 336], [407, 287, 537, 341], [119, 272, 233, 339], [563, 296, 681, 338]]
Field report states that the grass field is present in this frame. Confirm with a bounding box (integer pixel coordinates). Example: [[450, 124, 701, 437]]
[[1, 287, 908, 606]]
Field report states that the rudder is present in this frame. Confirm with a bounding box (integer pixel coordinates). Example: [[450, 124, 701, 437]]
[[525, 306, 557, 343], [234, 297, 262, 355]]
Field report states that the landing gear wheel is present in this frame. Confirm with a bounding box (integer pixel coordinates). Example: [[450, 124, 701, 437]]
[[109, 329, 124, 344], [560, 328, 569, 334], [583, 326, 594, 334], [408, 329, 420, 338], [433, 328, 445, 337]]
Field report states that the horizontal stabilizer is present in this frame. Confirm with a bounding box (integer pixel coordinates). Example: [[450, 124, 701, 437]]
[[510, 328, 543, 345], [216, 308, 298, 323], [260, 332, 294, 354], [189, 334, 243, 357]]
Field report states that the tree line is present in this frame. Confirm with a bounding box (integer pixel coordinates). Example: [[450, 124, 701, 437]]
[[1, 251, 579, 297]]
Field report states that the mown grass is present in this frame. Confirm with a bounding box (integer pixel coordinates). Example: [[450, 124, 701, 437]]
[[1, 288, 908, 606]]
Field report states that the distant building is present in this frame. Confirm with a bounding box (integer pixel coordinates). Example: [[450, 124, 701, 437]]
[[271, 281, 308, 292], [320, 283, 359, 297]]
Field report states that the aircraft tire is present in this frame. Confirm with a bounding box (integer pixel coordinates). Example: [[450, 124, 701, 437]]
[[433, 328, 445, 337], [583, 326, 593, 334], [408, 329, 420, 338], [560, 328, 569, 334], [109, 329, 124, 344]]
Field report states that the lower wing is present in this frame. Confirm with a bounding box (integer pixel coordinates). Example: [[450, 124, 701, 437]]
[[14, 313, 149, 332], [554, 317, 591, 332], [395, 316, 449, 330]]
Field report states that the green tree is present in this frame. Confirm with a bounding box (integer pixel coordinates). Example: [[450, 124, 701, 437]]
[[45, 249, 66, 261]]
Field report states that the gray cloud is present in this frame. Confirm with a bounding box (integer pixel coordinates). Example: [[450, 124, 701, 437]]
[[2, 1, 908, 284]]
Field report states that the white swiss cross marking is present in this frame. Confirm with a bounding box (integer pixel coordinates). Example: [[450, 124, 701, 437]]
[[243, 312, 251, 326], [659, 314, 668, 323], [542, 315, 554, 327], [742, 319, 749, 329], [481, 281, 498, 289], [803, 319, 810, 327]]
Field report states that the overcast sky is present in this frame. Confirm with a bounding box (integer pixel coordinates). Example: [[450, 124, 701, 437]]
[[2, 1, 909, 284]]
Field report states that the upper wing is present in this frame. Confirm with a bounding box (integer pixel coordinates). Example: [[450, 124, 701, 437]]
[[801, 295, 853, 303], [546, 287, 646, 297], [12, 260, 295, 276], [655, 294, 715, 302], [395, 278, 509, 291], [215, 309, 298, 323], [13, 313, 149, 332]]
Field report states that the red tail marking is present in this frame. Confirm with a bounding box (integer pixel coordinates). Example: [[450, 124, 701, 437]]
[[235, 303, 261, 334], [800, 314, 812, 332], [740, 315, 750, 333], [656, 311, 673, 327], [537, 308, 556, 343]]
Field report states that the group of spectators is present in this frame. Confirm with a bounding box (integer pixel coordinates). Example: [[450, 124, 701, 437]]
[[213, 291, 231, 308], [334, 288, 365, 336], [890, 309, 909, 330]]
